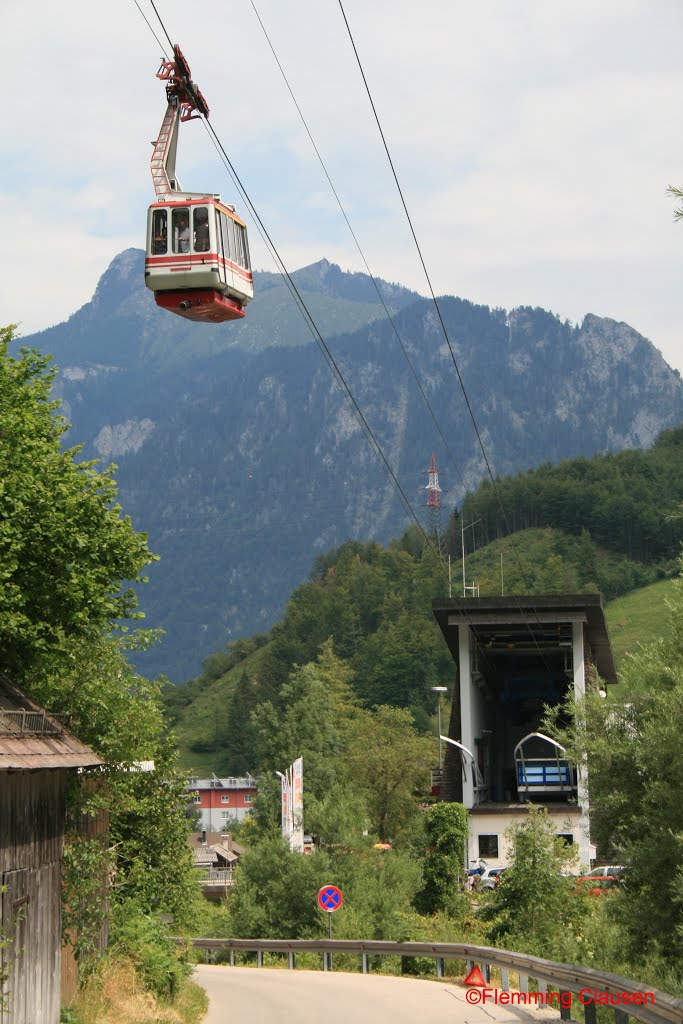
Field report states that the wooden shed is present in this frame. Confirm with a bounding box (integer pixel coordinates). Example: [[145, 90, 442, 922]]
[[0, 673, 102, 1024]]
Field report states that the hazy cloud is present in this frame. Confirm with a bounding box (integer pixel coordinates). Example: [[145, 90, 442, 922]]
[[4, 0, 683, 371]]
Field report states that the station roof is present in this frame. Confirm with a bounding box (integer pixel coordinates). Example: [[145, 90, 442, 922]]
[[432, 594, 617, 684], [0, 673, 103, 770]]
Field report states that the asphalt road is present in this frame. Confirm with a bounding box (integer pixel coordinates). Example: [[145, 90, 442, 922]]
[[194, 964, 561, 1024]]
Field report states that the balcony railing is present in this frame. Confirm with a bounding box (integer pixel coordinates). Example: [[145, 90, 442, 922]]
[[196, 869, 234, 887], [0, 710, 66, 737]]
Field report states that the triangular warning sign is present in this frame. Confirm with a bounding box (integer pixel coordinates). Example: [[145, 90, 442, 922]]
[[463, 964, 487, 987]]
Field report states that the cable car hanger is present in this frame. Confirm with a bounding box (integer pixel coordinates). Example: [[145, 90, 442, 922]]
[[151, 45, 210, 198]]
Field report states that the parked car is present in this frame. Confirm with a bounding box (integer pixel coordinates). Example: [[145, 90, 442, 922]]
[[589, 865, 625, 879], [477, 867, 508, 890]]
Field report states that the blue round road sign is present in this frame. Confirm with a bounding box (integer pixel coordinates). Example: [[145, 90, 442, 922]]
[[317, 884, 343, 913]]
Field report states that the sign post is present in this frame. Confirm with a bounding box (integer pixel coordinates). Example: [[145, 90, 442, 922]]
[[277, 757, 304, 852], [317, 885, 343, 969]]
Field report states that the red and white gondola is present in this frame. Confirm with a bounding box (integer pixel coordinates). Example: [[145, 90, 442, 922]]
[[144, 45, 253, 323]]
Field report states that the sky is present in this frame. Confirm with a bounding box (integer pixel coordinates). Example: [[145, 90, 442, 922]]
[[4, 0, 683, 372]]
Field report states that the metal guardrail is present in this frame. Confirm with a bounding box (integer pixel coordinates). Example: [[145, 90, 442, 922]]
[[0, 709, 66, 737], [182, 937, 683, 1024]]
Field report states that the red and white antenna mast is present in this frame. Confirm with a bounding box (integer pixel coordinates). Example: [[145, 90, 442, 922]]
[[425, 453, 445, 557]]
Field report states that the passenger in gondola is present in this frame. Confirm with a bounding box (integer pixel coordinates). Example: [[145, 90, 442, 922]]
[[177, 216, 190, 253], [194, 208, 210, 252]]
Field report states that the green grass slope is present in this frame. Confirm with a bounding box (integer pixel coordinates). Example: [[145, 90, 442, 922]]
[[172, 643, 271, 773], [605, 578, 676, 668]]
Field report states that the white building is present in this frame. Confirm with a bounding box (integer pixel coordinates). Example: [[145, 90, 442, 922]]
[[432, 595, 617, 870]]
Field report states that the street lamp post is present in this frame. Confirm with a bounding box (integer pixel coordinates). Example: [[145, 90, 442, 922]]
[[431, 686, 448, 770], [275, 770, 287, 842]]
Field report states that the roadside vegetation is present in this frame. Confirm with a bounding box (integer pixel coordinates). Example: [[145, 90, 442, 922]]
[[62, 960, 207, 1024]]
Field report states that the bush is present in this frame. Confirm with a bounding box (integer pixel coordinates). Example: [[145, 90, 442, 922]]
[[109, 905, 191, 999], [414, 803, 468, 916], [478, 806, 587, 960]]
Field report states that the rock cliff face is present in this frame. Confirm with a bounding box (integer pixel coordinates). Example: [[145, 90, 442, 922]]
[[21, 251, 683, 681]]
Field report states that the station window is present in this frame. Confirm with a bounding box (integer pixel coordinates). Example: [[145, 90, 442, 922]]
[[220, 794, 230, 804], [151, 209, 167, 254], [192, 794, 201, 805], [244, 793, 253, 803], [478, 834, 499, 858], [194, 206, 210, 252], [221, 811, 232, 820], [557, 834, 574, 847]]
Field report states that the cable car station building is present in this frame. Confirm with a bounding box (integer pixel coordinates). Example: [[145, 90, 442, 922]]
[[432, 595, 617, 869]]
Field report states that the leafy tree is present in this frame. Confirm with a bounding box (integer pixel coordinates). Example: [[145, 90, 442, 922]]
[[252, 642, 356, 802], [414, 803, 468, 916], [0, 326, 154, 683], [0, 327, 196, 971], [550, 572, 683, 966], [227, 836, 332, 938], [351, 609, 449, 712], [668, 183, 683, 220], [344, 706, 433, 843], [30, 633, 199, 962], [219, 671, 260, 775], [334, 849, 422, 942], [478, 806, 583, 959]]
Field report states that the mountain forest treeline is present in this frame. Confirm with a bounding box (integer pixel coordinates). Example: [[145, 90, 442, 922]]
[[452, 425, 683, 572]]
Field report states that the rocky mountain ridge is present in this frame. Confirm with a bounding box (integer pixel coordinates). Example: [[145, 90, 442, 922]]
[[19, 251, 683, 680]]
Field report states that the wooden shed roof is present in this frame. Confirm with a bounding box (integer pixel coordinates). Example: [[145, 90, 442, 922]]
[[0, 673, 103, 770]]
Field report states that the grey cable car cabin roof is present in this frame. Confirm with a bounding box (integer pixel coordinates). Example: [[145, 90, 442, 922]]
[[0, 672, 103, 770], [431, 593, 617, 684]]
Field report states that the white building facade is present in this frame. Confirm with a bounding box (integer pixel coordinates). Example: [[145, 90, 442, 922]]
[[432, 595, 617, 871]]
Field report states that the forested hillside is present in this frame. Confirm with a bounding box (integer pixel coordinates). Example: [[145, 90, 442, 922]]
[[168, 427, 683, 773], [455, 425, 683, 568]]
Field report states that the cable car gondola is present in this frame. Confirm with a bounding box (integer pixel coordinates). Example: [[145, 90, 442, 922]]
[[144, 45, 253, 323]]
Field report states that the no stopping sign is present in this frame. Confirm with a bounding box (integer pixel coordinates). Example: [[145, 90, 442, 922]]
[[317, 884, 343, 913]]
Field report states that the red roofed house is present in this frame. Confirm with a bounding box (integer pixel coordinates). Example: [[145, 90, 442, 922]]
[[0, 673, 102, 1024]]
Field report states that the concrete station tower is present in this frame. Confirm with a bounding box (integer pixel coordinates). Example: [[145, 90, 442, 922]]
[[431, 594, 617, 869]]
